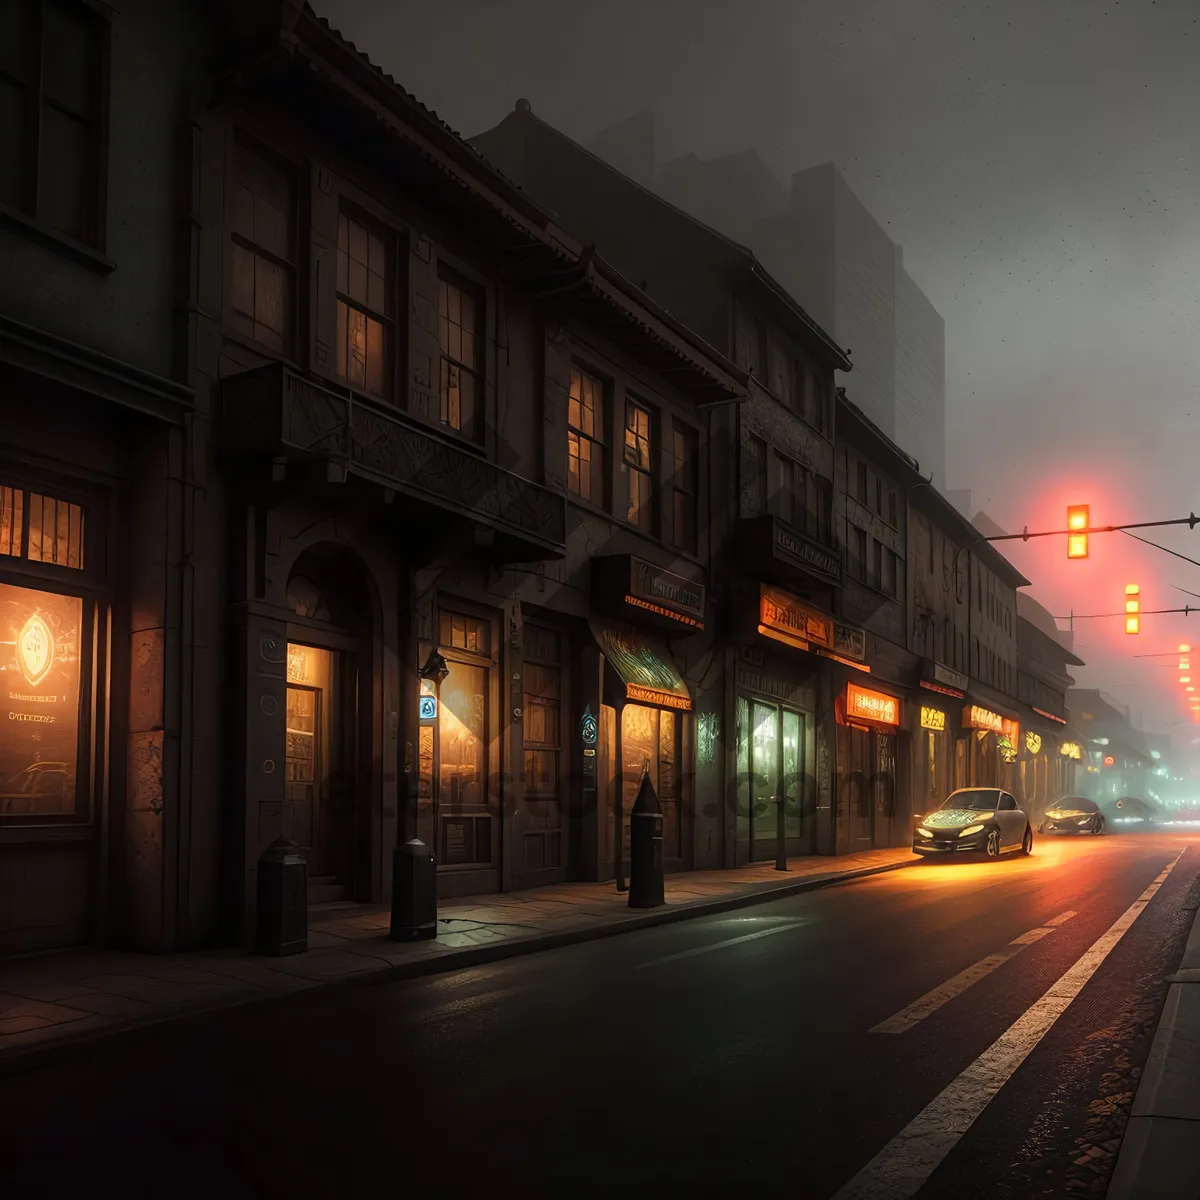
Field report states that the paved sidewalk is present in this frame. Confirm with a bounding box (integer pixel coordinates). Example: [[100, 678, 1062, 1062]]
[[0, 847, 916, 1074], [1108, 896, 1200, 1199]]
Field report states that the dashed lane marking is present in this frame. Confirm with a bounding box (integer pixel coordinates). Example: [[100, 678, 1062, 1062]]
[[834, 849, 1185, 1200], [870, 910, 1078, 1034]]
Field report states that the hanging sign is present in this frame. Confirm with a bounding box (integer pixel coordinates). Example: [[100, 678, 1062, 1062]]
[[419, 695, 437, 721], [1060, 741, 1082, 759], [846, 684, 899, 727], [920, 706, 946, 731], [758, 584, 834, 652], [1025, 731, 1042, 755]]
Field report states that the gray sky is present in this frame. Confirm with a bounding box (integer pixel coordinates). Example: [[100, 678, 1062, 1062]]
[[321, 0, 1200, 749]]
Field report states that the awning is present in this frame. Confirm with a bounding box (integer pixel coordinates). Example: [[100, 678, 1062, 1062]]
[[590, 619, 692, 712]]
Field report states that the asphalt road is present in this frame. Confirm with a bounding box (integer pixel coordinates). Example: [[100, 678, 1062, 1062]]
[[1, 831, 1197, 1200]]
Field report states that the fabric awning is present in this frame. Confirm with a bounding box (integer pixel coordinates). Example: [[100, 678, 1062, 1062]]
[[590, 619, 693, 712]]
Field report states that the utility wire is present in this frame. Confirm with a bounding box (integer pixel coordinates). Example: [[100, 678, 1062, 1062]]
[[1118, 528, 1200, 570]]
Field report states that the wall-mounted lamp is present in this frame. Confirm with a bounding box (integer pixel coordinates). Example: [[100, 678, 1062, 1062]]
[[419, 650, 450, 685]]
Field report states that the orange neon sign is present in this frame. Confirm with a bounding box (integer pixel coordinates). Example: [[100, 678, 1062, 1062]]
[[846, 684, 899, 727]]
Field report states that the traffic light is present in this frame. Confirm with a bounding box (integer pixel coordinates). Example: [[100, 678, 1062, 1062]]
[[1067, 505, 1089, 559], [1125, 584, 1140, 634]]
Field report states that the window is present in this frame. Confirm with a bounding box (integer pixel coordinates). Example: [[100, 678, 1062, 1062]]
[[438, 267, 484, 443], [852, 527, 867, 580], [523, 630, 561, 800], [567, 366, 607, 507], [888, 491, 898, 528], [0, 484, 84, 569], [335, 210, 394, 399], [882, 547, 896, 598], [0, 0, 106, 247], [439, 610, 490, 657], [870, 539, 883, 590], [774, 453, 805, 530], [669, 419, 697, 554], [624, 399, 654, 534], [766, 336, 788, 402], [229, 137, 296, 355], [856, 460, 868, 504], [744, 434, 767, 514]]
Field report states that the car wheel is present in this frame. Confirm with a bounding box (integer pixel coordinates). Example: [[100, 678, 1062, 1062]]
[[1022, 826, 1033, 855], [986, 829, 1001, 858]]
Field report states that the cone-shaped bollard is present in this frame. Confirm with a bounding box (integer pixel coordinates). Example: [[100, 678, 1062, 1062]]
[[628, 770, 665, 909], [256, 836, 308, 956]]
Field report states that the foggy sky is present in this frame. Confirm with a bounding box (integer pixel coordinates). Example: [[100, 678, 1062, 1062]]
[[320, 0, 1200, 748]]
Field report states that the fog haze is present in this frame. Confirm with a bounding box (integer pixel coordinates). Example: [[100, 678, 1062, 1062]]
[[320, 0, 1200, 740]]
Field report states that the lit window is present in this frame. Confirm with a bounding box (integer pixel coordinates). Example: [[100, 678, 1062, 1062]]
[[567, 366, 606, 506], [229, 137, 296, 355], [438, 268, 484, 443], [0, 485, 85, 569], [335, 211, 393, 399], [624, 399, 654, 534]]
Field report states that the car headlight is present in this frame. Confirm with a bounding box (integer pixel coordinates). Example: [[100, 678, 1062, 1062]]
[[959, 824, 985, 837], [916, 827, 933, 839], [1077, 816, 1091, 824]]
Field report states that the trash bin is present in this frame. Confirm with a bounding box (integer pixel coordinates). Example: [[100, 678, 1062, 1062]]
[[390, 837, 437, 941], [256, 836, 308, 956]]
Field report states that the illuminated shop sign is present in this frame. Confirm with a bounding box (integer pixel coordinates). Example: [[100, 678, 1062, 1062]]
[[920, 680, 964, 699], [1060, 742, 1082, 759], [1032, 707, 1067, 725], [418, 695, 437, 721], [1026, 731, 1043, 755], [1, 584, 82, 819], [920, 706, 946, 731], [758, 585, 834, 652], [623, 595, 703, 627], [625, 683, 692, 711], [846, 684, 899, 727], [628, 557, 706, 628], [963, 705, 1004, 733]]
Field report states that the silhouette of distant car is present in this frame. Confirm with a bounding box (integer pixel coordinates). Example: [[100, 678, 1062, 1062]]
[[1039, 796, 1105, 835]]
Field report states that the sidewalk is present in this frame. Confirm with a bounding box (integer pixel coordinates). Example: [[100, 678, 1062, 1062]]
[[0, 847, 917, 1075], [1108, 901, 1200, 1199]]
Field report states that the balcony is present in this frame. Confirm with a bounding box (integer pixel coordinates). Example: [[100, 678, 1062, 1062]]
[[737, 514, 843, 590], [221, 363, 566, 561]]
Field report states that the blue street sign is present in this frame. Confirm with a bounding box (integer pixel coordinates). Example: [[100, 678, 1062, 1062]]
[[419, 695, 437, 721]]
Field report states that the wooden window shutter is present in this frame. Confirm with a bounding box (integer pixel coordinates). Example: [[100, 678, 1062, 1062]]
[[309, 163, 340, 381]]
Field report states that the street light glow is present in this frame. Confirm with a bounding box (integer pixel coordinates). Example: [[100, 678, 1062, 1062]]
[[1067, 505, 1089, 558]]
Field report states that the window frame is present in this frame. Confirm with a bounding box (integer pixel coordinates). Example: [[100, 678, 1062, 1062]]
[[622, 394, 656, 536], [224, 129, 301, 363], [668, 415, 698, 555], [333, 203, 398, 403], [566, 362, 609, 512], [435, 260, 487, 446], [0, 0, 113, 266]]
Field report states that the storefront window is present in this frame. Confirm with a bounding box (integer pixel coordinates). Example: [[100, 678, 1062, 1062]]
[[621, 703, 686, 861], [438, 659, 489, 865], [0, 583, 83, 820]]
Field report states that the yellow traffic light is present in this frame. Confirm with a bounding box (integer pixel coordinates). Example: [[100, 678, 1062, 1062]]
[[1125, 583, 1140, 634], [1067, 505, 1089, 559]]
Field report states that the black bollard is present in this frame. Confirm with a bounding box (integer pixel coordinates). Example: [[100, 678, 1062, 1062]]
[[256, 836, 308, 956], [775, 791, 789, 872], [390, 837, 438, 941], [628, 771, 665, 909]]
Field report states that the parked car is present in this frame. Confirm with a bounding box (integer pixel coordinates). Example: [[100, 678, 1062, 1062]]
[[1039, 797, 1105, 835], [914, 788, 1033, 859]]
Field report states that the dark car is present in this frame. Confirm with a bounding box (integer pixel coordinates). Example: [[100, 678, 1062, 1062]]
[[1039, 797, 1104, 835], [914, 788, 1034, 859]]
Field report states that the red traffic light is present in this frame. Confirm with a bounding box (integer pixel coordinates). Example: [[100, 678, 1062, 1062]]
[[1067, 505, 1089, 559], [1104, 755, 1115, 766]]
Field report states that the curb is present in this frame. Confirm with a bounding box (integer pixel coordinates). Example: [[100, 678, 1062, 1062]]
[[1107, 889, 1200, 1199], [0, 856, 918, 1079]]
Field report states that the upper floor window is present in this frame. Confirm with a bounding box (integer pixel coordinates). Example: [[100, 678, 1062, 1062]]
[[0, 0, 107, 248], [669, 419, 697, 555], [775, 453, 804, 530], [229, 137, 296, 356], [888, 490, 898, 528], [567, 365, 606, 507], [1, 483, 84, 570], [624, 398, 654, 534], [335, 210, 394, 400], [856, 460, 868, 504], [437, 267, 484, 443]]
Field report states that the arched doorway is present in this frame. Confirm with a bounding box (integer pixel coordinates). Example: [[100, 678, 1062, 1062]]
[[284, 548, 374, 905]]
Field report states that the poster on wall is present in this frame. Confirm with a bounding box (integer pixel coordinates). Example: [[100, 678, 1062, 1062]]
[[0, 583, 82, 818]]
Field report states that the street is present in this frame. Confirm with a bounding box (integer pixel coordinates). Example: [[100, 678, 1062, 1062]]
[[1, 832, 1196, 1200]]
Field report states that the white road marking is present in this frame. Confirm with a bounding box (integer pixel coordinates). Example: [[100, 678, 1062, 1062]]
[[633, 920, 811, 969], [871, 911, 1078, 1034], [834, 850, 1186, 1200]]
